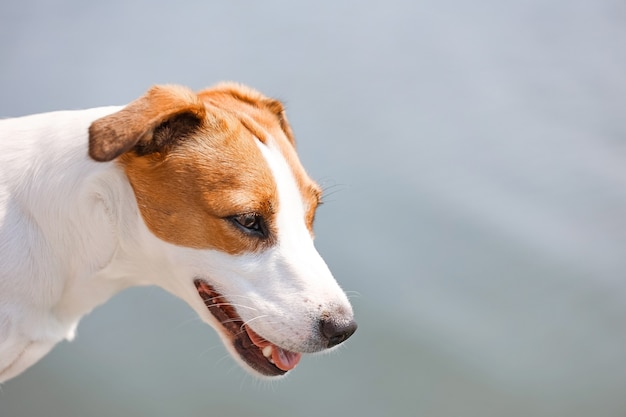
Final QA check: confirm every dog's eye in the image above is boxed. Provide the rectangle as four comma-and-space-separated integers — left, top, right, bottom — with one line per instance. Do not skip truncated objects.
229, 213, 268, 238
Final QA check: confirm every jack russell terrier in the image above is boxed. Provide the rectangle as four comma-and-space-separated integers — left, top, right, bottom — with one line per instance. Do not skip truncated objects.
0, 83, 356, 382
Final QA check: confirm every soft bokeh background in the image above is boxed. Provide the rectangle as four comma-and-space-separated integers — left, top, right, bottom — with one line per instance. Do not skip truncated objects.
1, 1, 626, 416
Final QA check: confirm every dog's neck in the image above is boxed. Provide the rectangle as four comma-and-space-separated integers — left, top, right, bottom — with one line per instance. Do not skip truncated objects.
2, 107, 156, 330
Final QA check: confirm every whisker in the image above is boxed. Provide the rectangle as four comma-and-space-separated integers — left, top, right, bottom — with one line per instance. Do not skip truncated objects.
197, 343, 224, 358
315, 179, 349, 204
344, 290, 362, 299
216, 352, 235, 368
205, 301, 259, 312
321, 187, 346, 199
240, 314, 270, 330
212, 294, 258, 301
173, 315, 205, 329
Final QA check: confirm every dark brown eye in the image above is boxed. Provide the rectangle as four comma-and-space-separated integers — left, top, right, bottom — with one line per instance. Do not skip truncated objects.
229, 213, 268, 238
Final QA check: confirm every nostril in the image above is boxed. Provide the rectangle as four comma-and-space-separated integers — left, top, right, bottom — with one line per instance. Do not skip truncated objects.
320, 318, 358, 348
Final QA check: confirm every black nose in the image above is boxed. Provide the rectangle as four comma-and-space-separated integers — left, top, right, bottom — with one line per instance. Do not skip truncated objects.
320, 318, 358, 348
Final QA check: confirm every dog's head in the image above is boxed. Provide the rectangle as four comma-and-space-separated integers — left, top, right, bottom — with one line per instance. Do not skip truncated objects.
88, 83, 356, 377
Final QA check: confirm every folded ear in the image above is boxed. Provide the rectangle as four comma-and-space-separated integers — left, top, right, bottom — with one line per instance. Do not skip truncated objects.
262, 98, 296, 146
88, 85, 206, 162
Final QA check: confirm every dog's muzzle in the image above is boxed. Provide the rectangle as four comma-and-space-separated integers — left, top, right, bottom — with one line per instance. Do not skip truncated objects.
194, 279, 356, 376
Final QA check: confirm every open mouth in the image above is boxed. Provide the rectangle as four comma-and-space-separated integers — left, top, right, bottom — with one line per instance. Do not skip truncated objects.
194, 279, 301, 377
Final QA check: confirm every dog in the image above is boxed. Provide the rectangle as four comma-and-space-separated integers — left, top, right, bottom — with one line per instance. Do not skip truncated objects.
0, 83, 356, 382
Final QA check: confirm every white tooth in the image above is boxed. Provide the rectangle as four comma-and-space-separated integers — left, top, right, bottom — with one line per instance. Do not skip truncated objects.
262, 345, 273, 358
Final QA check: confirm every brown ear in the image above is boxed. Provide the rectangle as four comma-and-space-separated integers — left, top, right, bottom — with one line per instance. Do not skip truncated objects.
88, 85, 206, 162
263, 98, 296, 146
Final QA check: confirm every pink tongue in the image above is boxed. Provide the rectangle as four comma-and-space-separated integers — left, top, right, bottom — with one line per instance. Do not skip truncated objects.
272, 348, 301, 371
246, 327, 301, 371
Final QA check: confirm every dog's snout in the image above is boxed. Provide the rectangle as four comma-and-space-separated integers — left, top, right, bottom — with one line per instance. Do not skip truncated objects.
320, 317, 357, 348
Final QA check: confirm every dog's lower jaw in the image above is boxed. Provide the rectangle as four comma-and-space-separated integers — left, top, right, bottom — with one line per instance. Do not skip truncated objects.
194, 279, 301, 377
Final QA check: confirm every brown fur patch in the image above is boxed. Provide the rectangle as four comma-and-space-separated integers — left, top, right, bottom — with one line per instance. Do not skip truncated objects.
89, 85, 206, 162
89, 83, 321, 253
199, 83, 322, 232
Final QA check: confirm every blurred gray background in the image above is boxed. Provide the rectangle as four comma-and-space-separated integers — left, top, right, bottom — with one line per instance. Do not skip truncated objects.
1, 1, 626, 416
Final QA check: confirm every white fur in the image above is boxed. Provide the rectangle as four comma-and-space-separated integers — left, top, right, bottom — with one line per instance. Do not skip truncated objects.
0, 106, 353, 382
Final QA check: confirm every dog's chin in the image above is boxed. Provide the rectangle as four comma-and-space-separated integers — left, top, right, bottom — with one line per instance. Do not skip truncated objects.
193, 279, 301, 378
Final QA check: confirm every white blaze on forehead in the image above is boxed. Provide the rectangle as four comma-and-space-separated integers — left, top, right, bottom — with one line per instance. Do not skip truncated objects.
253, 136, 342, 299
255, 139, 309, 246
